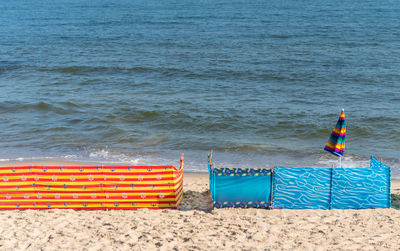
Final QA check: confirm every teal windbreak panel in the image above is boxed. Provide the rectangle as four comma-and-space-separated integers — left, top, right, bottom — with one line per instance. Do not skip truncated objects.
331, 157, 391, 209
209, 154, 390, 210
272, 157, 391, 210
209, 168, 272, 208
272, 167, 332, 209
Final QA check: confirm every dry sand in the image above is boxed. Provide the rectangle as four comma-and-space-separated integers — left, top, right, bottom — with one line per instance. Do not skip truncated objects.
0, 162, 399, 250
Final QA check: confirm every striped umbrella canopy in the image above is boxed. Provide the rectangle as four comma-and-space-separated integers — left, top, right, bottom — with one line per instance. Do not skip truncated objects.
324, 109, 346, 157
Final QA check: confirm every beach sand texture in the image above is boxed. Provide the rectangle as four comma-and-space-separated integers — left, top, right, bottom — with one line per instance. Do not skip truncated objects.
0, 169, 399, 250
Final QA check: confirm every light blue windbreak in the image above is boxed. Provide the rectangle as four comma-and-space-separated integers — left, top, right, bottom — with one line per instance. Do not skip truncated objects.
331, 157, 391, 209
272, 157, 391, 209
272, 167, 332, 209
208, 151, 272, 208
209, 154, 390, 210
209, 167, 272, 208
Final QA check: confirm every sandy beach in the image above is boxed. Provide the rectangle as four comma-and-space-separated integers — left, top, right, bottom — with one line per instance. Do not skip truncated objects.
0, 162, 399, 250
2, 0, 400, 249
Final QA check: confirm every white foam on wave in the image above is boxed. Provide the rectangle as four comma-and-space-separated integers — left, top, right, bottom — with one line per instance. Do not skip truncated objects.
87, 149, 142, 165
0, 155, 78, 162
316, 155, 370, 168
1, 149, 397, 178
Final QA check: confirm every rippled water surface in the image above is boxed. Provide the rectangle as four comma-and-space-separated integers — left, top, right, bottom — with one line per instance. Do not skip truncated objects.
1, 0, 399, 175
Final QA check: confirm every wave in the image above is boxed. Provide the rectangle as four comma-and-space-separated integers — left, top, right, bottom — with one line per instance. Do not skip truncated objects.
118, 110, 161, 123
0, 60, 27, 72
37, 65, 194, 76
0, 101, 83, 115
33, 64, 319, 82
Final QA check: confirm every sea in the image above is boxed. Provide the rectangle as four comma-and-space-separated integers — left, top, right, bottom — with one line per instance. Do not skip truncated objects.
0, 0, 399, 176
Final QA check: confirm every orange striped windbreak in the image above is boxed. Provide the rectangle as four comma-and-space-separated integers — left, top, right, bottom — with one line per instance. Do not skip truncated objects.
0, 154, 184, 209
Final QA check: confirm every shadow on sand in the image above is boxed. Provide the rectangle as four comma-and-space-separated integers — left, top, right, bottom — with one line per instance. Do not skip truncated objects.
179, 190, 214, 212
392, 194, 400, 209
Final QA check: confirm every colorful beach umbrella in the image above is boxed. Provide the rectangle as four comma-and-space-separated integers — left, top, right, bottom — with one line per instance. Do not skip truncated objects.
324, 109, 346, 157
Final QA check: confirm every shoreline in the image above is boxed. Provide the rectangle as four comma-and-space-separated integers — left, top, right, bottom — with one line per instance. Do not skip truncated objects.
1, 160, 399, 181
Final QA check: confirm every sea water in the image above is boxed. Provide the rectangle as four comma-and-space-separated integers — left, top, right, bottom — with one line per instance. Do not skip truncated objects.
0, 0, 399, 176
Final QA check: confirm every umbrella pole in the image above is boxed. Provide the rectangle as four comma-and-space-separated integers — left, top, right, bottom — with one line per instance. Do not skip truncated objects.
339, 156, 342, 168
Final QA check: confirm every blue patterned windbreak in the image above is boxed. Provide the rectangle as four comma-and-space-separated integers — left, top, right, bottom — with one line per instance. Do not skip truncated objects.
272, 167, 332, 209
331, 157, 391, 209
272, 157, 391, 209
